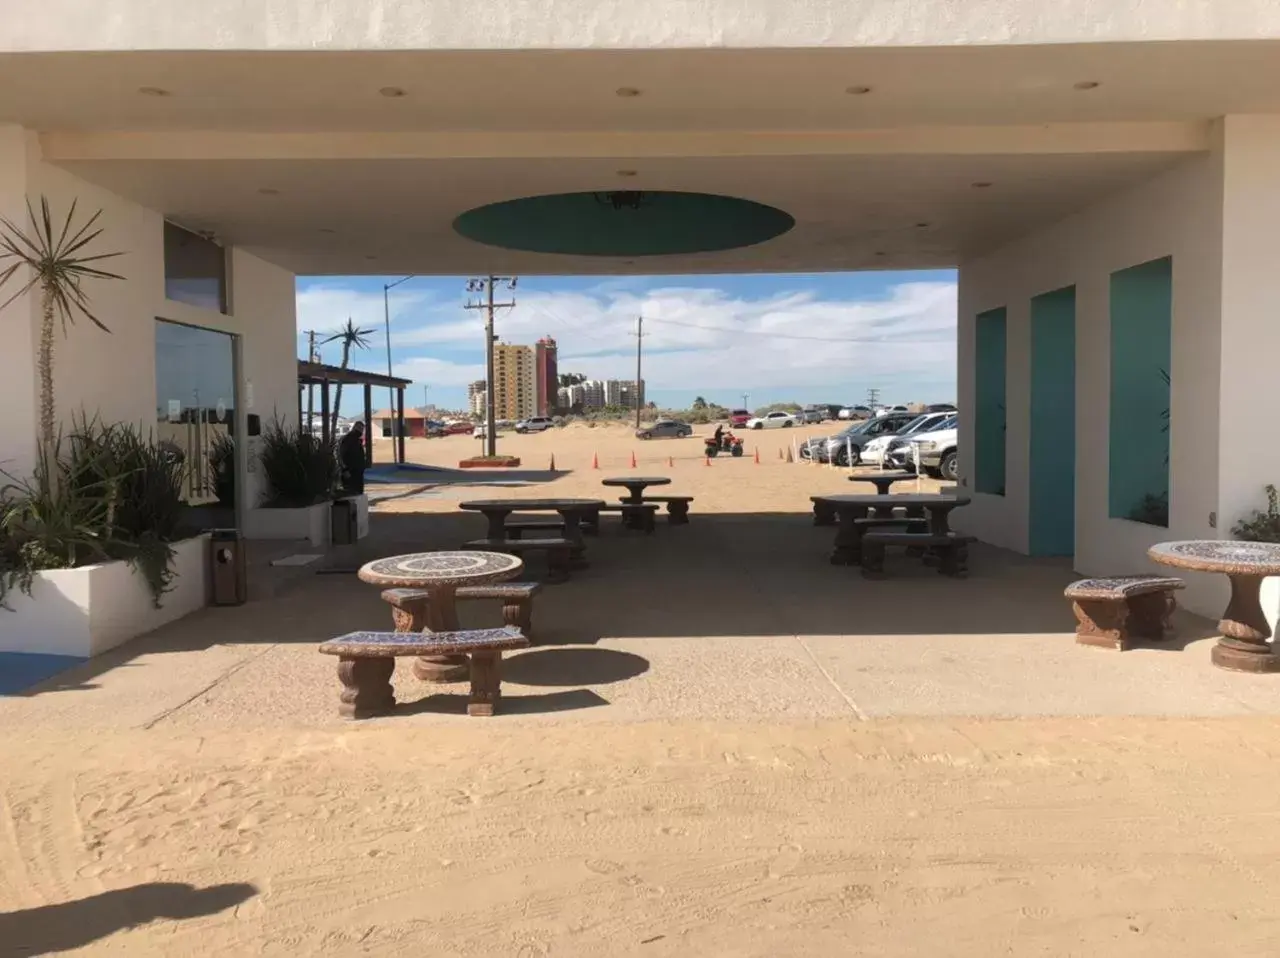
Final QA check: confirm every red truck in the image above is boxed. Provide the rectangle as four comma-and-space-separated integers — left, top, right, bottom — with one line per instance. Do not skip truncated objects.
728, 409, 752, 428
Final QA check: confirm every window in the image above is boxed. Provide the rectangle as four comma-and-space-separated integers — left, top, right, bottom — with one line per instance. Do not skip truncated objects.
164, 221, 228, 314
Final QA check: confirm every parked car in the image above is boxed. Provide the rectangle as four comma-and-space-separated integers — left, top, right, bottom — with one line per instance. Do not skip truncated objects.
728, 409, 752, 428
745, 410, 797, 429
897, 419, 958, 479
424, 419, 446, 438
838, 405, 873, 420
636, 419, 692, 439
801, 412, 918, 465
860, 411, 954, 466
925, 402, 957, 413
799, 405, 827, 423
515, 416, 554, 434
444, 421, 474, 435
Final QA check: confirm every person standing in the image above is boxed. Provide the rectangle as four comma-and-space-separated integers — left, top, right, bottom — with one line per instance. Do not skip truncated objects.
338, 421, 367, 495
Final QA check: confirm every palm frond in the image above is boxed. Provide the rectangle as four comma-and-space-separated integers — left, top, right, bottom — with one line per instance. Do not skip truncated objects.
321, 318, 378, 349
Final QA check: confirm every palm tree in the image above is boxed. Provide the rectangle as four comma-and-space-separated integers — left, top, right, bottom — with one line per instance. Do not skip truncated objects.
0, 197, 124, 449
322, 318, 376, 434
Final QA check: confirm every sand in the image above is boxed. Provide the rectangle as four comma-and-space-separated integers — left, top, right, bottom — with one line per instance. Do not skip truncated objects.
5, 420, 1280, 956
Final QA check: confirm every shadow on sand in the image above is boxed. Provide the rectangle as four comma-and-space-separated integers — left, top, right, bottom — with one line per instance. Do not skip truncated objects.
0, 882, 257, 955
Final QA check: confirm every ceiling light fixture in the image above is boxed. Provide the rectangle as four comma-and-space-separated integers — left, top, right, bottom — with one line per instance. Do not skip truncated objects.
138, 86, 171, 97
615, 87, 642, 98
365, 254, 378, 261
379, 86, 407, 98
915, 222, 930, 228
616, 169, 638, 178
257, 187, 281, 196
593, 190, 647, 210
971, 181, 993, 189
845, 85, 873, 96
318, 227, 337, 234
1073, 80, 1101, 90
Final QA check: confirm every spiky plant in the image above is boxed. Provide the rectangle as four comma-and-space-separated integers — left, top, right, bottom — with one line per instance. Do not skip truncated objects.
0, 197, 124, 449
321, 318, 376, 434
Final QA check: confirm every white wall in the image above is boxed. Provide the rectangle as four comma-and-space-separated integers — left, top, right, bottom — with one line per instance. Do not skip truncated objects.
0, 127, 41, 479
958, 142, 1226, 616
0, 126, 299, 510
4, 0, 1279, 51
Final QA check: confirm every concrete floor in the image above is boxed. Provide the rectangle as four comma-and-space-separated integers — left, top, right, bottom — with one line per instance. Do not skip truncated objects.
3, 510, 1278, 733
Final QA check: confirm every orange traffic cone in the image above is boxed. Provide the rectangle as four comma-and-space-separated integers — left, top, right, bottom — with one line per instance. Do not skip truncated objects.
592, 452, 599, 469
778, 447, 784, 460
549, 453, 556, 471
754, 448, 760, 464
668, 455, 674, 468
630, 450, 637, 468
786, 446, 795, 463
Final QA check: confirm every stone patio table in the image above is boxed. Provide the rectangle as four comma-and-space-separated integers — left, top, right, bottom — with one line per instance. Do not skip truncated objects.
1148, 540, 1280, 673
459, 498, 604, 568
847, 471, 917, 495
358, 551, 523, 682
814, 493, 971, 565
601, 476, 672, 504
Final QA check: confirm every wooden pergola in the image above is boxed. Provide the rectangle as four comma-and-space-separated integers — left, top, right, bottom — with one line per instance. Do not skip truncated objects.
297, 360, 413, 466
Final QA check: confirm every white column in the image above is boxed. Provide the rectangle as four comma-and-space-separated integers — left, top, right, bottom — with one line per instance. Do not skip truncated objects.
0, 126, 40, 479
1217, 115, 1280, 535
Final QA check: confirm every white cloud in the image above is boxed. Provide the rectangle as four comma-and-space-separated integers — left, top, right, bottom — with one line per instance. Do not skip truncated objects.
295, 284, 437, 340
386, 279, 957, 395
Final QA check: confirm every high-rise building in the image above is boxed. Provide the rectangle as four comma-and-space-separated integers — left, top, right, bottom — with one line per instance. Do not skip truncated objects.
580, 380, 606, 409
467, 380, 486, 417
493, 343, 536, 420
556, 386, 571, 410
534, 336, 558, 416
620, 380, 646, 409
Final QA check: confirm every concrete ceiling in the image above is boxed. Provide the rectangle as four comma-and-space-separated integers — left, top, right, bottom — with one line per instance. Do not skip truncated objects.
7, 43, 1272, 274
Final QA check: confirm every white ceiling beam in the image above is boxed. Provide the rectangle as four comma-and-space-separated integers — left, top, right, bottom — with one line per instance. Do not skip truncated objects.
40, 122, 1210, 162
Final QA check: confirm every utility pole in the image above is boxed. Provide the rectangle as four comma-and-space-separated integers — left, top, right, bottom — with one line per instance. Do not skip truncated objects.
741, 393, 749, 412
305, 330, 318, 429
422, 385, 429, 413
866, 387, 881, 409
465, 275, 517, 457
634, 316, 645, 429
384, 275, 420, 441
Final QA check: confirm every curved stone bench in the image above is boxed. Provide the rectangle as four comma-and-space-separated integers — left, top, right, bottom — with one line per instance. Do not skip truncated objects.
1065, 575, 1184, 650
319, 627, 529, 718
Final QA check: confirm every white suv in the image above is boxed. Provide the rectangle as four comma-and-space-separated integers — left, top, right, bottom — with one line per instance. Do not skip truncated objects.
515, 416, 554, 434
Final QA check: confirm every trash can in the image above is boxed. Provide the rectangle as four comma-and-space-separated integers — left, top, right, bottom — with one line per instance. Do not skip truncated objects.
331, 498, 358, 545
210, 529, 247, 606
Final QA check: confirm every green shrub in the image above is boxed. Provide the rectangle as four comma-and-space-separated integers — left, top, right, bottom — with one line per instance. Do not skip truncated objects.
1233, 485, 1280, 543
210, 433, 236, 506
259, 419, 336, 507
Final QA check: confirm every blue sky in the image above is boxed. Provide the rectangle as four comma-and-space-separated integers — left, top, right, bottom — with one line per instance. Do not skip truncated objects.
295, 270, 957, 414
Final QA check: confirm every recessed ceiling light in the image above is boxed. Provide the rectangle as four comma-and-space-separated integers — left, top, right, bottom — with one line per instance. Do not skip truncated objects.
257, 187, 281, 195
615, 87, 642, 98
915, 222, 930, 228
971, 181, 993, 189
318, 227, 337, 234
365, 255, 378, 261
379, 86, 407, 98
874, 251, 887, 257
616, 169, 638, 177
845, 85, 873, 96
138, 86, 171, 97
1073, 80, 1100, 90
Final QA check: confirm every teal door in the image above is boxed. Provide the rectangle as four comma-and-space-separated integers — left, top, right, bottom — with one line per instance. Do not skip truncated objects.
1029, 287, 1076, 556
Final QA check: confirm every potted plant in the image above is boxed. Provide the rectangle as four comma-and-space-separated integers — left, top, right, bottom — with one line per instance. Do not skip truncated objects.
243, 419, 337, 546
0, 419, 209, 658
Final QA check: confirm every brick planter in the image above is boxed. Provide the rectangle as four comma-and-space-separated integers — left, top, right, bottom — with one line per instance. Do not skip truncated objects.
458, 456, 521, 469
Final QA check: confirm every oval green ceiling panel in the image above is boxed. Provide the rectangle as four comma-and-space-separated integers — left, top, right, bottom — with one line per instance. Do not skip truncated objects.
453, 191, 795, 257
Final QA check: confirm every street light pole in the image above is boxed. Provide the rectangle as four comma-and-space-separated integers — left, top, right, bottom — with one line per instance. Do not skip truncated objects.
383, 274, 418, 438
465, 276, 517, 458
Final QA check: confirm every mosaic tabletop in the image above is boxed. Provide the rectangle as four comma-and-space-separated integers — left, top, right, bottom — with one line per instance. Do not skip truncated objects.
601, 477, 672, 487
459, 498, 606, 512
358, 551, 523, 588
1065, 574, 1186, 599
1149, 540, 1280, 576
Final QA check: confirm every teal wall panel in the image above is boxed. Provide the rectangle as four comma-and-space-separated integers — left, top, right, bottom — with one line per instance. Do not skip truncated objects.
1109, 257, 1172, 525
974, 307, 1007, 496
1029, 286, 1076, 556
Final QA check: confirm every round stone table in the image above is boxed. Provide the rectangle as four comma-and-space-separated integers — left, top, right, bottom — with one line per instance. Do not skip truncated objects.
358, 551, 523, 682
459, 498, 605, 568
847, 472, 917, 495
601, 476, 671, 504
1148, 540, 1280, 673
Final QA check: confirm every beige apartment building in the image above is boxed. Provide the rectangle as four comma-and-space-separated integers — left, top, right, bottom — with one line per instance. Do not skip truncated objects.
493, 343, 536, 421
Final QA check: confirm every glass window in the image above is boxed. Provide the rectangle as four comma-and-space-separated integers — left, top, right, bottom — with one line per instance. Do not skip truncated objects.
164, 221, 228, 314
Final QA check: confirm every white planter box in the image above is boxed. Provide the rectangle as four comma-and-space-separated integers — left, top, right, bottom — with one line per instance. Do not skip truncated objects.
0, 535, 210, 658
243, 501, 331, 546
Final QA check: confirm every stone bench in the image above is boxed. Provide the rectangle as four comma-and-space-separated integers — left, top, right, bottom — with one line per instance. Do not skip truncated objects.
623, 494, 694, 525
584, 502, 658, 534
463, 537, 572, 583
318, 626, 529, 718
860, 531, 977, 579
380, 582, 542, 639
1064, 575, 1185, 651
505, 516, 566, 538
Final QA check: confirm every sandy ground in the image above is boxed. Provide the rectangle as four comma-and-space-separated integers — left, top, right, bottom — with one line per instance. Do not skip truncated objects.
5, 419, 1280, 956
